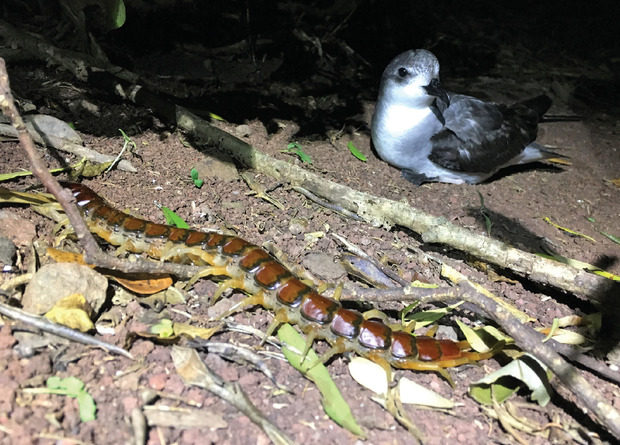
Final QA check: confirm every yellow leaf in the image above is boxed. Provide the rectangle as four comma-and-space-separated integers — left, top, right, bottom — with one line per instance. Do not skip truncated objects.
543, 217, 596, 243
173, 322, 221, 340
606, 178, 620, 187
548, 158, 572, 165
45, 293, 94, 332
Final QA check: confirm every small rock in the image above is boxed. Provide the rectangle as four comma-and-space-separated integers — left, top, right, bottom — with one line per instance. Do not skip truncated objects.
0, 237, 16, 266
0, 211, 36, 247
235, 124, 252, 137
148, 373, 168, 391
193, 156, 238, 182
21, 263, 108, 314
302, 253, 346, 281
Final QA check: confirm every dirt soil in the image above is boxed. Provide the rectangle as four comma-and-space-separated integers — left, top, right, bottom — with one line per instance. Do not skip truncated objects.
1, 2, 620, 444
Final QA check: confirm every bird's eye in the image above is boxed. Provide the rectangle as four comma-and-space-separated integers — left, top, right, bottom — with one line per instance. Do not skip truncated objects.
398, 67, 408, 77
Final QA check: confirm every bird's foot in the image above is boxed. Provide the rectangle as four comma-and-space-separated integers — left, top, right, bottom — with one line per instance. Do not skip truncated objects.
401, 169, 434, 186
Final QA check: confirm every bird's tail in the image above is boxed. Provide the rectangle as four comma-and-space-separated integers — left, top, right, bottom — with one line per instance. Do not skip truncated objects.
519, 94, 581, 122
518, 94, 552, 118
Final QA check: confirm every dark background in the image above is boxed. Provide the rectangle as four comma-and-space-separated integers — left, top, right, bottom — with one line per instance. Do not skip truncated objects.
2, 0, 619, 134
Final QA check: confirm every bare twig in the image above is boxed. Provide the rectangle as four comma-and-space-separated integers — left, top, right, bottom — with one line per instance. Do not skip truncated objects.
292, 186, 363, 221
171, 347, 295, 445
0, 300, 133, 359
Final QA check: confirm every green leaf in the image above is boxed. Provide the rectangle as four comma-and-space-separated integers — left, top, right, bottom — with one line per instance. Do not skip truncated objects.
278, 324, 365, 438
469, 354, 553, 406
61, 376, 86, 396
77, 392, 97, 422
402, 301, 463, 329
209, 112, 225, 121
600, 231, 620, 245
45, 376, 97, 422
347, 141, 367, 162
160, 206, 189, 229
150, 319, 175, 338
455, 319, 508, 352
399, 302, 419, 324
477, 191, 493, 236
543, 216, 596, 243
281, 142, 312, 164
104, 0, 126, 29
539, 251, 620, 281
46, 376, 62, 390
190, 168, 204, 188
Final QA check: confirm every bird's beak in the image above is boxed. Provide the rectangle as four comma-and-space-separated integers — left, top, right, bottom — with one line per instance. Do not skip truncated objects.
424, 79, 450, 107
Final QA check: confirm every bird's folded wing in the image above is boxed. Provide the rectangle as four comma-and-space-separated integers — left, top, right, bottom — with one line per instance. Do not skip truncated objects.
428, 96, 539, 173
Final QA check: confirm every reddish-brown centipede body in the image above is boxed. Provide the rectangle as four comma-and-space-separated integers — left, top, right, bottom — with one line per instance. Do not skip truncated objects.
61, 182, 495, 382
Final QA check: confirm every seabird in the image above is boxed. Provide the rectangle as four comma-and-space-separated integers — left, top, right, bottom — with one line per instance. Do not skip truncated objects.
371, 49, 563, 185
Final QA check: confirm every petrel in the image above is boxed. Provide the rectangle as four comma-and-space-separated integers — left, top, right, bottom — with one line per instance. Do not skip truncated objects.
371, 49, 564, 185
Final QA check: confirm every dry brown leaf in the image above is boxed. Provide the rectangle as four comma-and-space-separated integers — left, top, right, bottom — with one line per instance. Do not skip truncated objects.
111, 274, 174, 295
47, 247, 91, 266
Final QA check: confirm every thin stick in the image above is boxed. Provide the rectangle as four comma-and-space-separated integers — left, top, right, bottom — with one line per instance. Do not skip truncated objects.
0, 300, 133, 359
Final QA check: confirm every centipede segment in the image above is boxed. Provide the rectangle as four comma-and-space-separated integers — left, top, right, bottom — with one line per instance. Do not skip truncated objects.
60, 182, 496, 384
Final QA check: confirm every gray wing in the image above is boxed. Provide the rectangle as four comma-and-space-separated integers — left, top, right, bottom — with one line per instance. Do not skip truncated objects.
428, 94, 550, 173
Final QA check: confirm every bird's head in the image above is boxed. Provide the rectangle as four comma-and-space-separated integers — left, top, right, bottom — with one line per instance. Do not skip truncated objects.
379, 49, 449, 108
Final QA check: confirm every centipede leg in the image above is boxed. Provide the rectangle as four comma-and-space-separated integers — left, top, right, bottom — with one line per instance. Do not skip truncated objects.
259, 308, 290, 346
215, 292, 266, 321
366, 351, 394, 383
210, 277, 248, 304
425, 324, 439, 338
305, 340, 347, 370
299, 329, 318, 366
187, 266, 232, 288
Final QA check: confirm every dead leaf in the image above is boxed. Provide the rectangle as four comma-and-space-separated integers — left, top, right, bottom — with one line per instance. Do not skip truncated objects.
47, 247, 91, 266
548, 158, 572, 165
111, 274, 173, 295
44, 293, 94, 332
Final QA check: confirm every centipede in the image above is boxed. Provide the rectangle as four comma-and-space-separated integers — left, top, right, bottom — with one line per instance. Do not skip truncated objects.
58, 181, 495, 384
